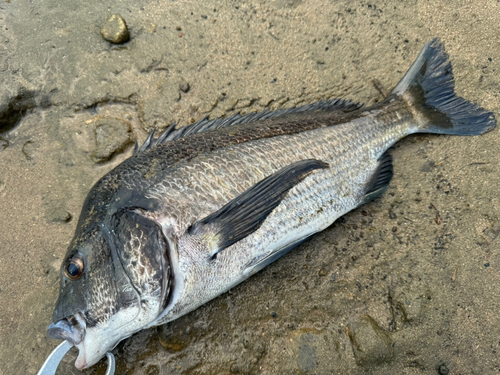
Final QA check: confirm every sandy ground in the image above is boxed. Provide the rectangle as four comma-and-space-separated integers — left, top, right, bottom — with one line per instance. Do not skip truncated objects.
0, 0, 499, 374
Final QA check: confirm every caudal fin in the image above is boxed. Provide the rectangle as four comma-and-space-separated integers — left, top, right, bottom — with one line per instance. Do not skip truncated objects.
392, 38, 496, 135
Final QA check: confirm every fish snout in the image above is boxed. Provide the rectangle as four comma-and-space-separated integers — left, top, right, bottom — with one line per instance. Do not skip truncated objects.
47, 312, 86, 345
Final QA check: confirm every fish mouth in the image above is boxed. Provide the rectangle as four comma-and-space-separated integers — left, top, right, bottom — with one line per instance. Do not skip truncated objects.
47, 312, 86, 346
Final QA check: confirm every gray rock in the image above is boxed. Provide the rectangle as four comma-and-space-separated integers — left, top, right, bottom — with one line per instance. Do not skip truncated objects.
348, 315, 394, 367
92, 117, 132, 163
100, 14, 130, 44
46, 207, 72, 223
179, 81, 190, 93
438, 363, 450, 375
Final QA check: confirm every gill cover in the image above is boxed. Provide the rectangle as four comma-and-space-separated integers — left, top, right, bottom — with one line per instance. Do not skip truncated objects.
111, 210, 172, 310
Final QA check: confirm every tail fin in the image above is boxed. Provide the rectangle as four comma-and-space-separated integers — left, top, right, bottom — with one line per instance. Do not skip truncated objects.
392, 38, 496, 135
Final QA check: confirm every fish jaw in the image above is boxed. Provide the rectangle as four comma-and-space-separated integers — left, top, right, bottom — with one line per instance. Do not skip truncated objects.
74, 326, 114, 370
47, 312, 86, 345
72, 300, 162, 369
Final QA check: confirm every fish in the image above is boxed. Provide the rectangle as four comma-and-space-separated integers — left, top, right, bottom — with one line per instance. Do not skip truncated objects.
47, 38, 496, 370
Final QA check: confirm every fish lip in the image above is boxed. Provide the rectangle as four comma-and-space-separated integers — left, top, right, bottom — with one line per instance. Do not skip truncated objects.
74, 342, 88, 370
47, 312, 87, 345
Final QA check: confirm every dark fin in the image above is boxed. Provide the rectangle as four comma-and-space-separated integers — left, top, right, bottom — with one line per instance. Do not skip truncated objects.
189, 159, 329, 256
392, 38, 496, 135
133, 123, 177, 156
360, 151, 393, 205
244, 236, 311, 277
134, 128, 156, 155
135, 99, 363, 154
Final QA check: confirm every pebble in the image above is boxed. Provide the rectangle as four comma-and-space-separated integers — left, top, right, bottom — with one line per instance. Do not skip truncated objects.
100, 14, 130, 44
92, 117, 132, 162
179, 81, 190, 93
47, 207, 72, 223
318, 268, 328, 276
438, 363, 449, 375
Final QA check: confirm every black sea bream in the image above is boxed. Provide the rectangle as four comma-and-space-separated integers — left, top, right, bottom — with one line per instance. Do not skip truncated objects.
47, 39, 496, 369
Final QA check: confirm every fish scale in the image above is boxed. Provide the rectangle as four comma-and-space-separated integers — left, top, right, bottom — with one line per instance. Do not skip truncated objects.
150, 104, 409, 235
150, 112, 411, 324
44, 39, 495, 371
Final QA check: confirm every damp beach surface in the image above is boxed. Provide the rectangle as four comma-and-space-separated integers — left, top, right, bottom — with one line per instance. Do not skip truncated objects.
0, 1, 499, 374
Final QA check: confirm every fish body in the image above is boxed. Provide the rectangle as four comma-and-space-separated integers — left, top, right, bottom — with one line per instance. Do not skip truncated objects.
47, 39, 495, 369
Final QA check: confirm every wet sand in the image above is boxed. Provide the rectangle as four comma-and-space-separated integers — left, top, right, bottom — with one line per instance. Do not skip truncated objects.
0, 1, 499, 374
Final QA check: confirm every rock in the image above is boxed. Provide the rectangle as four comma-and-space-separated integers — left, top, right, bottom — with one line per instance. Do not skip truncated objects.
347, 315, 394, 367
438, 363, 450, 375
179, 81, 190, 93
47, 207, 72, 223
92, 117, 132, 163
100, 14, 130, 44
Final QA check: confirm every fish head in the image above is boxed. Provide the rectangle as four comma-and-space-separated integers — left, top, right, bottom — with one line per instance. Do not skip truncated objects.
48, 209, 172, 369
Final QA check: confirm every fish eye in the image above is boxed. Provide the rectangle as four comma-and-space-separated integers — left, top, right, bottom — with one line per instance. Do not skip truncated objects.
65, 256, 84, 280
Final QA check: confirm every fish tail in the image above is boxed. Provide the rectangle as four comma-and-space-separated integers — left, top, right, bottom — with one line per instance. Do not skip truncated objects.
392, 38, 496, 135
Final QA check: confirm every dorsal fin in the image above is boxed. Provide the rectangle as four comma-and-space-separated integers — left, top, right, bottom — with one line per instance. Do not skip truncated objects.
134, 98, 362, 155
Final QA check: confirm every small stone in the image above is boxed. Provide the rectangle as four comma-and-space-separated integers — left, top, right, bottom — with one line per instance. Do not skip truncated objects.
47, 208, 72, 223
318, 268, 328, 276
392, 226, 398, 233
92, 118, 132, 163
179, 81, 190, 93
271, 311, 277, 318
100, 14, 130, 44
438, 363, 450, 375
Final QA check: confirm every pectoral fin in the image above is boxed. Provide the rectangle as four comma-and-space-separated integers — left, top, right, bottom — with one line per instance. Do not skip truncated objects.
188, 159, 329, 257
